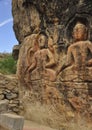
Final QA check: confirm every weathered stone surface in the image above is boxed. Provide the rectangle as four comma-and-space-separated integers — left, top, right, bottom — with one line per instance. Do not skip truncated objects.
0, 100, 9, 113
0, 113, 24, 130
6, 93, 18, 100
12, 44, 21, 60
12, 0, 92, 43
0, 95, 4, 100
12, 0, 92, 129
0, 73, 20, 114
0, 126, 8, 130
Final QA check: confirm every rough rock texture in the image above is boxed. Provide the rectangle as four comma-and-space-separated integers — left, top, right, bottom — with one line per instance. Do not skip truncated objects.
12, 0, 92, 43
0, 100, 9, 114
12, 45, 21, 60
0, 73, 21, 114
12, 0, 92, 129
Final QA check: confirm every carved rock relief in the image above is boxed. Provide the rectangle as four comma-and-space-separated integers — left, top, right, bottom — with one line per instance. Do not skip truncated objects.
15, 0, 92, 123
17, 21, 92, 119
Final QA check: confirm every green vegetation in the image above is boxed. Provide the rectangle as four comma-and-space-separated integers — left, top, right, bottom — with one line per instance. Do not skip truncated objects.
0, 54, 17, 74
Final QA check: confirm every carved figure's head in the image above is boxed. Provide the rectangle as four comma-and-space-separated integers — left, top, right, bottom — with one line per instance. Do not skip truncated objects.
73, 22, 88, 41
36, 32, 48, 49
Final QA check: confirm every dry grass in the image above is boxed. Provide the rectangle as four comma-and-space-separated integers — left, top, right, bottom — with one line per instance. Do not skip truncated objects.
21, 100, 92, 130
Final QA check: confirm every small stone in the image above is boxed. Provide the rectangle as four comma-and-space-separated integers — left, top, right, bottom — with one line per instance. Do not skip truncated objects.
66, 111, 75, 118
9, 100, 19, 104
12, 107, 19, 113
3, 90, 11, 95
0, 94, 4, 100
0, 100, 9, 113
0, 90, 3, 94
12, 87, 19, 93
6, 93, 18, 100
19, 105, 24, 110
9, 103, 18, 107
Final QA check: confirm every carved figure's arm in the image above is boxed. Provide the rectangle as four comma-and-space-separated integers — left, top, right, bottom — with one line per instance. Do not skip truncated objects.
45, 49, 56, 68
88, 41, 92, 53
27, 56, 37, 72
56, 46, 73, 75
87, 41, 92, 66
66, 46, 74, 66
48, 37, 54, 53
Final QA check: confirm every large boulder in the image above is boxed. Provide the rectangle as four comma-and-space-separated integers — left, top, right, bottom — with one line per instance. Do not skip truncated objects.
12, 0, 92, 129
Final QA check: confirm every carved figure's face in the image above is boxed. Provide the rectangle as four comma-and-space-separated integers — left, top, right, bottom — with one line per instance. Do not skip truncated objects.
38, 34, 47, 48
73, 23, 87, 41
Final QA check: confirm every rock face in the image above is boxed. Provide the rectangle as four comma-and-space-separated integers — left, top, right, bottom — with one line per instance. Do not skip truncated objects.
12, 0, 92, 43
12, 0, 92, 129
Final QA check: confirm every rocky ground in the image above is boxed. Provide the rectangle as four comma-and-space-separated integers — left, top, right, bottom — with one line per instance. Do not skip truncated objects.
23, 120, 92, 130
23, 120, 57, 130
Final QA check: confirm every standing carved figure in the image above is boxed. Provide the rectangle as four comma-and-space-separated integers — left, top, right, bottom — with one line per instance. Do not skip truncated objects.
27, 33, 57, 86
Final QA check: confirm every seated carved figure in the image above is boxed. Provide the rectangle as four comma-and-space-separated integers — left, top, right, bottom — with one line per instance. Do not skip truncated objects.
57, 22, 92, 81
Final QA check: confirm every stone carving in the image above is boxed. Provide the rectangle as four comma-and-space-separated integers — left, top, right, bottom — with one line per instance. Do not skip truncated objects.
56, 22, 92, 118
25, 33, 57, 92
57, 22, 92, 81
13, 0, 92, 129
43, 86, 61, 104
17, 21, 92, 130
17, 34, 38, 82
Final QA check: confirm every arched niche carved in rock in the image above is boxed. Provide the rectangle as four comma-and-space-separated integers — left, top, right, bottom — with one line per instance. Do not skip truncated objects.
64, 15, 91, 43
